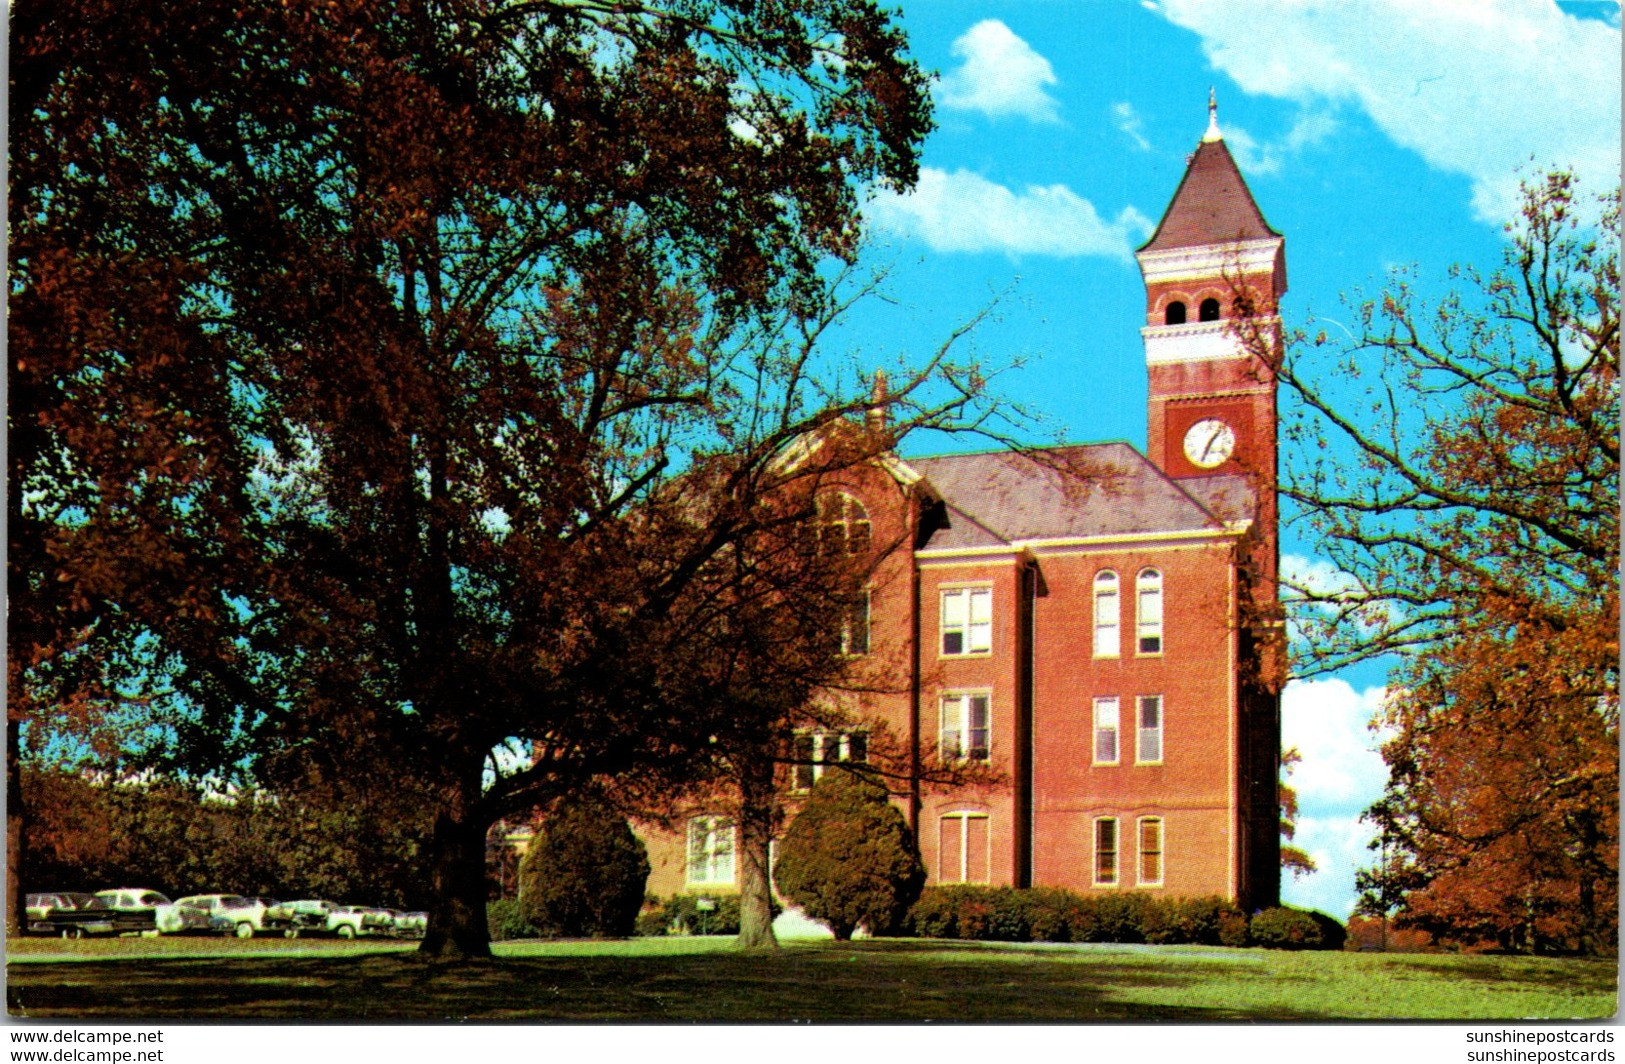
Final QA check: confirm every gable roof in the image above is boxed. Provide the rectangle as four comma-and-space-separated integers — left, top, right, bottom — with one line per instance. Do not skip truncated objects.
1138, 138, 1279, 254
910, 443, 1245, 551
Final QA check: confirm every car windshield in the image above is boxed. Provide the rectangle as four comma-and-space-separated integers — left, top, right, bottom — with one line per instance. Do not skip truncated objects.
217, 896, 251, 909
136, 892, 171, 906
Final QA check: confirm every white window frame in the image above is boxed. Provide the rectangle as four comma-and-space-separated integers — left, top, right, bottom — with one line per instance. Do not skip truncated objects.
939, 811, 991, 885
685, 816, 736, 886
1093, 697, 1120, 765
818, 492, 871, 556
940, 586, 993, 656
1136, 695, 1163, 765
1136, 568, 1164, 656
1137, 816, 1165, 887
1094, 816, 1119, 887
791, 730, 869, 792
1093, 570, 1120, 658
940, 691, 992, 762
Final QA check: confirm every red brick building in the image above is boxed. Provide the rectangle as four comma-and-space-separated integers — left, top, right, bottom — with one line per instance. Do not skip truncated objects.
645, 106, 1287, 911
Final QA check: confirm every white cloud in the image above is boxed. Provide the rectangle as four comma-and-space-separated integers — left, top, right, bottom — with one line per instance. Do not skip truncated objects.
1157, 0, 1621, 221
1279, 677, 1391, 919
1112, 101, 1151, 151
865, 167, 1152, 259
937, 20, 1062, 123
1221, 111, 1338, 175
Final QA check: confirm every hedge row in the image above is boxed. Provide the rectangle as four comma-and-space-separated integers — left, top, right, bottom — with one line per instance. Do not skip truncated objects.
905, 886, 1344, 950
637, 894, 783, 937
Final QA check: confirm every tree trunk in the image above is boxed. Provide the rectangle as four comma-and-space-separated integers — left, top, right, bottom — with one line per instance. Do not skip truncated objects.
418, 777, 493, 960
7, 717, 24, 941
734, 759, 778, 951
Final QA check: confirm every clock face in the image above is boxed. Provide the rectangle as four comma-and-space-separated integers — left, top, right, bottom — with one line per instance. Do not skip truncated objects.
1183, 418, 1236, 469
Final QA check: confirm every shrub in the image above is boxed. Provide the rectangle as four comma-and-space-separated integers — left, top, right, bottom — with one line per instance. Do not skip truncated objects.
774, 769, 925, 940
518, 797, 650, 938
906, 887, 960, 939
486, 897, 538, 942
1250, 906, 1327, 950
1218, 907, 1252, 948
1025, 887, 1084, 943
1087, 893, 1150, 944
644, 893, 776, 936
1143, 896, 1246, 946
1303, 909, 1348, 951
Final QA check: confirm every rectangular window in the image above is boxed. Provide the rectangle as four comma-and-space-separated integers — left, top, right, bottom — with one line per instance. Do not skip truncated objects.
792, 731, 868, 791
939, 813, 990, 884
686, 816, 736, 886
940, 587, 992, 656
1094, 817, 1119, 887
940, 693, 991, 762
1136, 695, 1163, 764
1093, 697, 1120, 764
841, 590, 871, 656
1138, 817, 1164, 887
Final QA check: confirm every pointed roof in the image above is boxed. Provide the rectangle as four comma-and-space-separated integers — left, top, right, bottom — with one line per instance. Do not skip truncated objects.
1138, 136, 1279, 254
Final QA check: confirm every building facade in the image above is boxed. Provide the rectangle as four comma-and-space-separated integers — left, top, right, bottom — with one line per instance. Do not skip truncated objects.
644, 107, 1287, 911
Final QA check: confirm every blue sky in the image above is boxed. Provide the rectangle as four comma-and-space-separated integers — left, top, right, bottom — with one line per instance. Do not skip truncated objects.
834, 0, 1621, 918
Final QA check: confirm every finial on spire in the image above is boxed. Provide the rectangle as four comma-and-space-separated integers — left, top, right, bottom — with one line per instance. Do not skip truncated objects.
1202, 86, 1223, 143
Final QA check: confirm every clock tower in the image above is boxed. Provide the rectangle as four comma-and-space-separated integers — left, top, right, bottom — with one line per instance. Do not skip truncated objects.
1135, 92, 1284, 587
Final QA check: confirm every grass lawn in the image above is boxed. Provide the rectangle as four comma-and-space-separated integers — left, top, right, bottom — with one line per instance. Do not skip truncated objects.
6, 935, 1616, 1022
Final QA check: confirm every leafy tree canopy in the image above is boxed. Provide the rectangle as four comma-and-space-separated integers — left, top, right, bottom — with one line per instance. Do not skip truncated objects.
1269, 171, 1618, 955
9, 0, 998, 956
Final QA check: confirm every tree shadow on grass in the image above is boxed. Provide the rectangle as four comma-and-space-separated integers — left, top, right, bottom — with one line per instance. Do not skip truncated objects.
8, 942, 1322, 1022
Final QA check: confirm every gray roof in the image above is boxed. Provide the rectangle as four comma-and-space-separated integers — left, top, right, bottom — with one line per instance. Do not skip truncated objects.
909, 443, 1248, 551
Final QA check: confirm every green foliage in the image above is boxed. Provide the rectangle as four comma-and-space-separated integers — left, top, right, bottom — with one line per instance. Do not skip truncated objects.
639, 893, 777, 936
906, 887, 1252, 947
518, 800, 649, 938
20, 768, 429, 906
1249, 907, 1342, 950
773, 770, 925, 940
486, 898, 538, 942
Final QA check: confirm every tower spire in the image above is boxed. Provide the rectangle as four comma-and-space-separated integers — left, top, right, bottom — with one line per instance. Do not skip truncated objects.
1202, 86, 1222, 143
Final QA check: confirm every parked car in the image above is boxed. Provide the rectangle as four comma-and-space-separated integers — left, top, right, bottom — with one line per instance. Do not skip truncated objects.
173, 894, 296, 939
393, 911, 428, 939
332, 905, 394, 939
279, 899, 340, 938
25, 892, 115, 938
92, 889, 213, 934
281, 900, 391, 938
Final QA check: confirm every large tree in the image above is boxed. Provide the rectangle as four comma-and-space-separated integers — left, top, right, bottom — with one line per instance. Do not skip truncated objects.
9, 0, 1002, 957
1259, 172, 1618, 953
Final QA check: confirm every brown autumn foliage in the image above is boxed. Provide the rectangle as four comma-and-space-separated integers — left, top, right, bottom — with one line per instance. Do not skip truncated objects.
1250, 172, 1618, 955
9, 0, 1023, 958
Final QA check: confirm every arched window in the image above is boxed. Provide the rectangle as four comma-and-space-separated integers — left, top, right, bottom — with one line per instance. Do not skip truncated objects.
1164, 301, 1187, 325
1198, 297, 1221, 322
817, 492, 871, 555
1136, 568, 1163, 655
1093, 570, 1120, 657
